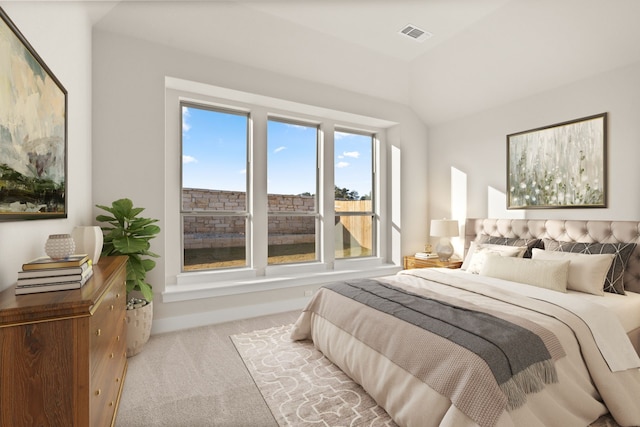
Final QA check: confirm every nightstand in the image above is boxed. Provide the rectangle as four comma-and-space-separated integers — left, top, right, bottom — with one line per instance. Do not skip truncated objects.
403, 256, 462, 270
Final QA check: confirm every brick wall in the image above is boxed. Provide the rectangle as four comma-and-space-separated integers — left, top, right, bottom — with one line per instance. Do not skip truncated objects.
183, 189, 316, 248
182, 189, 370, 250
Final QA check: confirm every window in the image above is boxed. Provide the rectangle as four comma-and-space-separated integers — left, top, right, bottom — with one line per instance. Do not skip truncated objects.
171, 82, 391, 282
334, 130, 375, 259
181, 102, 249, 270
267, 119, 319, 265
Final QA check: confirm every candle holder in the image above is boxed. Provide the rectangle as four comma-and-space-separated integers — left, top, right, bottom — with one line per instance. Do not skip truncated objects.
45, 234, 76, 260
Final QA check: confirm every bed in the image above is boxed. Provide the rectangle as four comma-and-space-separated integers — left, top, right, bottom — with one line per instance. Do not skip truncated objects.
291, 218, 640, 427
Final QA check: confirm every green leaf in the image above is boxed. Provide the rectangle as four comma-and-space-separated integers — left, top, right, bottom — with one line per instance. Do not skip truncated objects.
138, 282, 154, 302
96, 198, 160, 302
95, 214, 116, 223
113, 236, 150, 254
141, 258, 156, 272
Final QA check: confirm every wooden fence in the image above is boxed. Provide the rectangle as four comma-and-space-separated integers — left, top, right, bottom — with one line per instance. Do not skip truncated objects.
334, 200, 372, 251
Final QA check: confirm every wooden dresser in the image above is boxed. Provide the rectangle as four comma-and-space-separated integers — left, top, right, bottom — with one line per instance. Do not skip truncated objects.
0, 256, 128, 427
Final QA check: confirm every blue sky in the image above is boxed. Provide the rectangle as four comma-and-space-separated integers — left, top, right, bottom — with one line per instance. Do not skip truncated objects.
182, 105, 372, 197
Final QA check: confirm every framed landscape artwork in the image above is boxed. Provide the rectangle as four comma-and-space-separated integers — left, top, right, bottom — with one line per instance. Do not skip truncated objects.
507, 113, 607, 209
0, 7, 67, 221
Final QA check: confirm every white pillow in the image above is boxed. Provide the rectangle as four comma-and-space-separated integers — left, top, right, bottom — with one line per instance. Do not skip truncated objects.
480, 255, 570, 293
462, 242, 528, 274
531, 248, 615, 296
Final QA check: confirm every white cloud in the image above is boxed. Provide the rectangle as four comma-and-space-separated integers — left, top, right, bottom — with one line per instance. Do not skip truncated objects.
239, 169, 246, 175
336, 161, 350, 168
182, 107, 191, 132
274, 146, 287, 153
285, 123, 308, 130
335, 131, 349, 140
343, 151, 360, 158
183, 155, 197, 164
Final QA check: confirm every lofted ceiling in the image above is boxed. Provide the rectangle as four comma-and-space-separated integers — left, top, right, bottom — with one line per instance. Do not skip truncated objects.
91, 0, 640, 125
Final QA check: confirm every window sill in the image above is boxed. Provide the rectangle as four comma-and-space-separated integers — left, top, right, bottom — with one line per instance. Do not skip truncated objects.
162, 261, 401, 303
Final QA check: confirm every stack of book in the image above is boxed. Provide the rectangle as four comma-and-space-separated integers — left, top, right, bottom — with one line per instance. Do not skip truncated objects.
414, 252, 439, 260
16, 254, 93, 295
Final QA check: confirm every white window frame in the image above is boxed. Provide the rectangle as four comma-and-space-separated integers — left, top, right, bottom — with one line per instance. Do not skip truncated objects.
180, 101, 251, 271
334, 128, 377, 260
164, 77, 399, 303
266, 116, 321, 266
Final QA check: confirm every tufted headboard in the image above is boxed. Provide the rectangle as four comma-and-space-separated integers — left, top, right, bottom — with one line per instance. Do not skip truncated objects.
465, 218, 640, 294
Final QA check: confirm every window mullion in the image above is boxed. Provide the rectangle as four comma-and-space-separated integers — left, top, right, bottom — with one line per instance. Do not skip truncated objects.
251, 109, 269, 273
321, 122, 335, 264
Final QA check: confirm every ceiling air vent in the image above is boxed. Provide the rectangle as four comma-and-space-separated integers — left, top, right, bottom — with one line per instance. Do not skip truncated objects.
399, 24, 432, 42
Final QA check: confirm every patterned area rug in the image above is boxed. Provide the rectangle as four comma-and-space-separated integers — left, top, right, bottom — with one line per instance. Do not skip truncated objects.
231, 324, 396, 426
231, 324, 620, 427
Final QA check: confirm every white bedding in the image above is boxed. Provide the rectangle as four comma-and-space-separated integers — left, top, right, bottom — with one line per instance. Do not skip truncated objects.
573, 289, 640, 333
293, 268, 640, 427
413, 268, 640, 372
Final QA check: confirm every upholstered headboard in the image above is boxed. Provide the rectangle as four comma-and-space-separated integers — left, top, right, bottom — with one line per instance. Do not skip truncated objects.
465, 218, 640, 294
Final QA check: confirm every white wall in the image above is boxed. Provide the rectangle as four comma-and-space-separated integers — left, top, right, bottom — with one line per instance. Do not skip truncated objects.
0, 3, 93, 291
92, 30, 428, 332
428, 61, 640, 233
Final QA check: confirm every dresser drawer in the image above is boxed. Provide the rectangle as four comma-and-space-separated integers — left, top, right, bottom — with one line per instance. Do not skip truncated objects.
90, 347, 127, 427
90, 274, 126, 377
89, 263, 127, 427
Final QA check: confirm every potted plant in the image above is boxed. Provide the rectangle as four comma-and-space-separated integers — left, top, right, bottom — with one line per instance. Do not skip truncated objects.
96, 198, 160, 357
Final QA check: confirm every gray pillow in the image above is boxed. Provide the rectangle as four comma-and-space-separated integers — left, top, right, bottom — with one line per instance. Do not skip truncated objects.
478, 236, 543, 259
542, 239, 636, 295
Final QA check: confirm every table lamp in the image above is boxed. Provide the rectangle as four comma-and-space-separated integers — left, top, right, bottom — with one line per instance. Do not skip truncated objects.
430, 219, 459, 261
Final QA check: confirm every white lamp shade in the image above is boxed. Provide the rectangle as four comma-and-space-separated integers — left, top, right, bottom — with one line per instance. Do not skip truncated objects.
430, 219, 459, 237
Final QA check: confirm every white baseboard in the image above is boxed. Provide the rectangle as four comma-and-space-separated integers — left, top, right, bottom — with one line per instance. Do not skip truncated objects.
150, 296, 310, 335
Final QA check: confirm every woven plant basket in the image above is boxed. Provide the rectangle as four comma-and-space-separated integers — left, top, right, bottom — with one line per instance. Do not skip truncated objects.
126, 301, 153, 357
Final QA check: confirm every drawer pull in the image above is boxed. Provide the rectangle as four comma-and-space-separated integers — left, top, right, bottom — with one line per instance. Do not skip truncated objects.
95, 389, 102, 396
110, 304, 114, 311
96, 329, 101, 336
109, 401, 114, 407
116, 377, 120, 383
116, 335, 120, 342
110, 352, 115, 359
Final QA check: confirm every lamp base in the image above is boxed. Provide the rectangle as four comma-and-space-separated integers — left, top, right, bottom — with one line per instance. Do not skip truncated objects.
435, 238, 454, 262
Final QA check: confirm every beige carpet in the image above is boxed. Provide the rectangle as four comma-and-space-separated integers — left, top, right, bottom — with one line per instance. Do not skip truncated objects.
115, 310, 621, 426
116, 310, 300, 426
231, 324, 622, 427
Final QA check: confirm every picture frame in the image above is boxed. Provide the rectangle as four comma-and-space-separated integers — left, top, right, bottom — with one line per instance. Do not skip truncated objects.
507, 113, 607, 209
0, 7, 67, 221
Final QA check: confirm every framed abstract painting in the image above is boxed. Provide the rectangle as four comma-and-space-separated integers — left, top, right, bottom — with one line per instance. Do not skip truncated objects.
507, 113, 607, 209
0, 7, 67, 221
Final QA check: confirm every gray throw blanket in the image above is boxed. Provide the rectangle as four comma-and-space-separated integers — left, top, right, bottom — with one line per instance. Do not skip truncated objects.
326, 279, 559, 409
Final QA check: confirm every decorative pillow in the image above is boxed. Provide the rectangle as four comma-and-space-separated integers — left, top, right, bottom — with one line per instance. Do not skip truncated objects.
479, 255, 570, 293
462, 242, 527, 274
463, 241, 529, 268
543, 240, 637, 295
478, 235, 544, 258
531, 248, 614, 296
